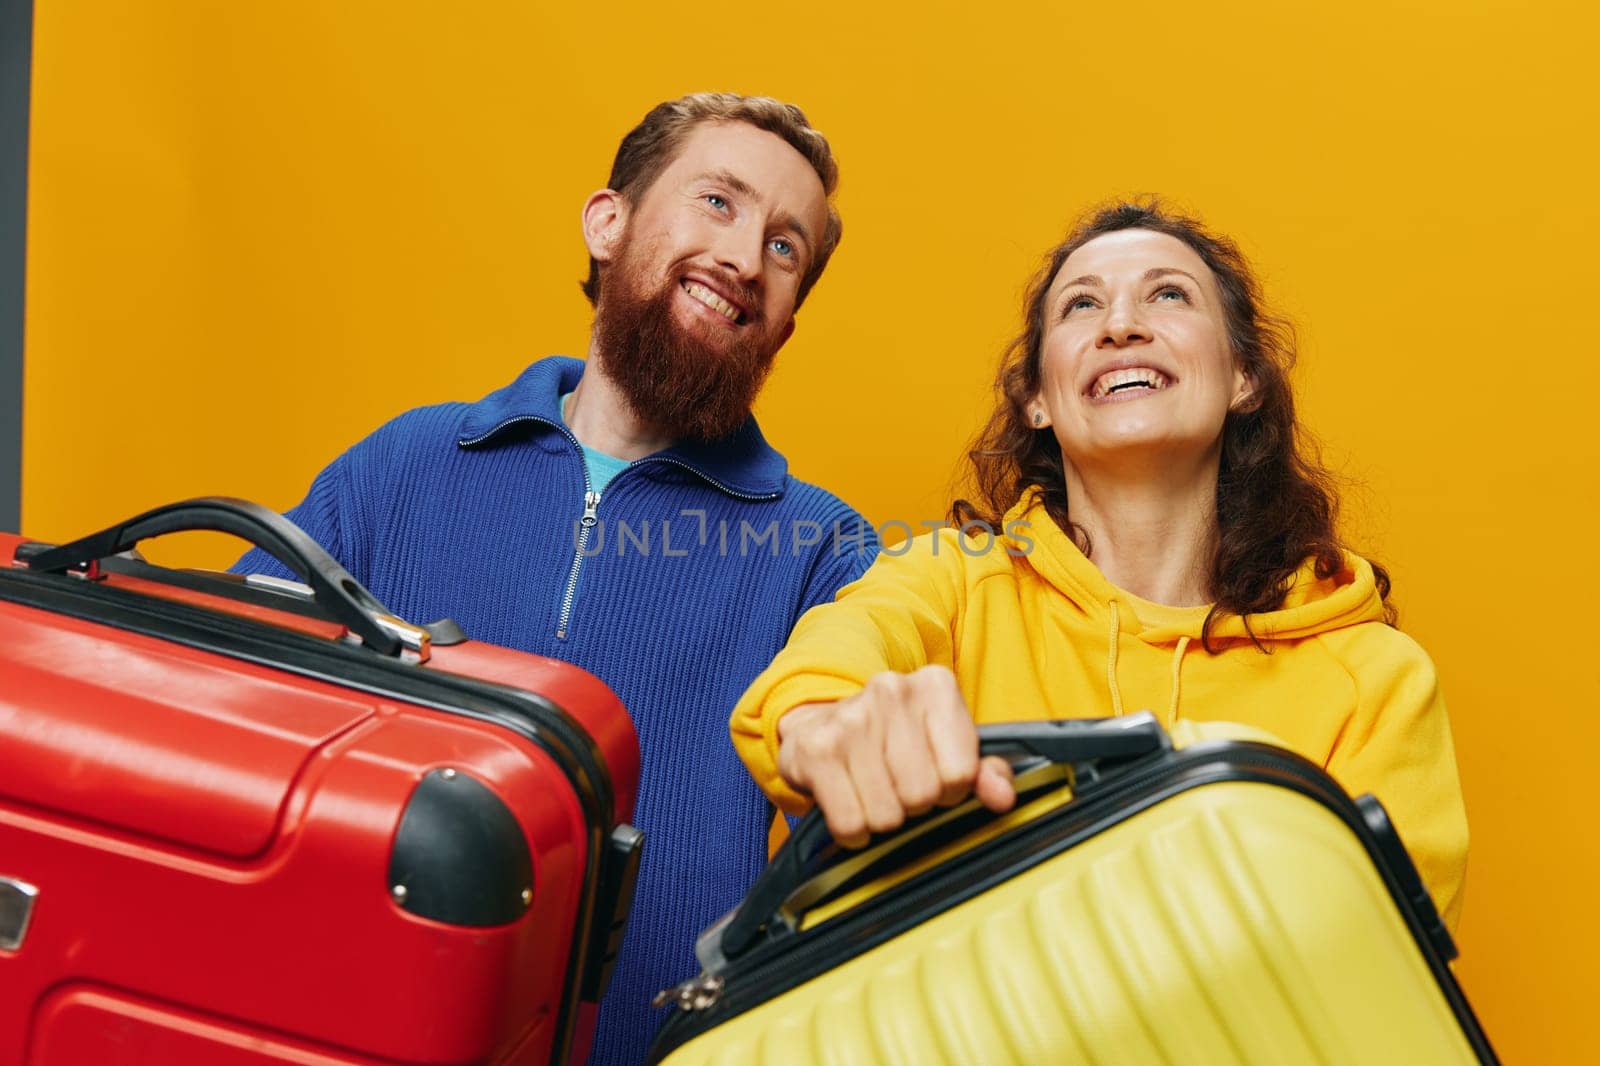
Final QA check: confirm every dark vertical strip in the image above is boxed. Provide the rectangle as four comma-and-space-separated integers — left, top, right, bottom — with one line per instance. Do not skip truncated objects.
0, 0, 33, 533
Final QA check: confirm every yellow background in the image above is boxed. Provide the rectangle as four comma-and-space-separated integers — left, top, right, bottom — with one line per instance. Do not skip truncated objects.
20, 2, 1596, 1060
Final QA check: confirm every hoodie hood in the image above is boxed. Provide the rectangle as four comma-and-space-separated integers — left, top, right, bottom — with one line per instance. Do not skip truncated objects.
1002, 488, 1389, 646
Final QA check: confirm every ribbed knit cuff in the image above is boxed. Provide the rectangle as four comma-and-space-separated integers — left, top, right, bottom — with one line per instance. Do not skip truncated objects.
760, 674, 866, 816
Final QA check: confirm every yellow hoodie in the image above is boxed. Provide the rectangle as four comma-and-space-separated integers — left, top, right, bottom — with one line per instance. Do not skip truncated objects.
731, 490, 1468, 931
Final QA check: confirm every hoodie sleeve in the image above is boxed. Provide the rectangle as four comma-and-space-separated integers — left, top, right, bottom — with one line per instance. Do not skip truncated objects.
1320, 627, 1469, 932
730, 530, 970, 815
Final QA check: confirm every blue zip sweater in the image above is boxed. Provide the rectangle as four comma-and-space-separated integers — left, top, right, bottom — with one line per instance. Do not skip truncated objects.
234, 356, 877, 1064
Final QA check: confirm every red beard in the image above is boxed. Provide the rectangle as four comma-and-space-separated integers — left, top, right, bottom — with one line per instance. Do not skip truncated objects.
592, 235, 783, 444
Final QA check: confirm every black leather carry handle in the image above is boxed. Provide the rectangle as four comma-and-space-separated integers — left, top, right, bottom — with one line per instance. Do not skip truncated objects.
713, 713, 1170, 962
973, 713, 1171, 770
19, 496, 404, 657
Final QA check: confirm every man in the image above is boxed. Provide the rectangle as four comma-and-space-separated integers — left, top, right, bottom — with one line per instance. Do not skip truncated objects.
235, 94, 876, 1062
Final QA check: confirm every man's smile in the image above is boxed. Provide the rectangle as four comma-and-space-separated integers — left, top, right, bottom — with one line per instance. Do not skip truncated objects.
681, 278, 747, 325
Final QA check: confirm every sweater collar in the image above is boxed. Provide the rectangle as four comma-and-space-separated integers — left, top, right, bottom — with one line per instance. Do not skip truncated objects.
457, 356, 790, 498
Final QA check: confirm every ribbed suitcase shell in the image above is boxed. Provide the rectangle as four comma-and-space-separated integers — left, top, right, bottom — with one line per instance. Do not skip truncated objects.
0, 509, 641, 1066
651, 726, 1493, 1065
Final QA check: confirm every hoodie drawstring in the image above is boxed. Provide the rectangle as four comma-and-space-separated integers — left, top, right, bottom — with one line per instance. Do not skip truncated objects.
1168, 636, 1191, 723
1108, 600, 1192, 724
1106, 600, 1125, 717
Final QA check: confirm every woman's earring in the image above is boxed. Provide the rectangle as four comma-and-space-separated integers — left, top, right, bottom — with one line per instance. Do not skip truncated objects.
1032, 411, 1045, 427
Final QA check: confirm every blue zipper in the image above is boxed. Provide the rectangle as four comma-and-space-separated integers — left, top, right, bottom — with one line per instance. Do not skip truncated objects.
461, 414, 600, 641
556, 489, 600, 640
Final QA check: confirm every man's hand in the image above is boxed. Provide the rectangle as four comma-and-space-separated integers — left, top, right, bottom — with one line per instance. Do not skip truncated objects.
775, 665, 1016, 848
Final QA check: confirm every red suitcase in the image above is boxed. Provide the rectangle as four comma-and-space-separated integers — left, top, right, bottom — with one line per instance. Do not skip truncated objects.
0, 498, 643, 1065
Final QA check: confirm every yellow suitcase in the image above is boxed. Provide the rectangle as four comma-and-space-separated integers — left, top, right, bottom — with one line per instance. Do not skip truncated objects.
649, 714, 1495, 1064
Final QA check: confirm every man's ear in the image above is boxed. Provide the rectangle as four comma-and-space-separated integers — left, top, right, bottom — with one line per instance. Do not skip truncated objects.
582, 189, 627, 264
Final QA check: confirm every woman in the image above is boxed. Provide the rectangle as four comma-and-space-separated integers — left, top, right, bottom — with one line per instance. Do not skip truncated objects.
730, 202, 1468, 929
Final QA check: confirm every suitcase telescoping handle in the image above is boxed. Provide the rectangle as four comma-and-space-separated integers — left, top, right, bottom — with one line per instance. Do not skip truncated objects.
710, 713, 1170, 965
20, 496, 410, 657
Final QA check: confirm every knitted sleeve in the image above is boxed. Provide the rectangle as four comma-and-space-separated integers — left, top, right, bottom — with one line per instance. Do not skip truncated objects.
229, 425, 387, 585
795, 507, 880, 615
730, 529, 970, 815
1320, 627, 1470, 932
229, 455, 348, 580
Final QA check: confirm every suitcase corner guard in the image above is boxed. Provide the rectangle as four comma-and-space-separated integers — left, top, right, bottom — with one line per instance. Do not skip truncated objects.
387, 768, 535, 926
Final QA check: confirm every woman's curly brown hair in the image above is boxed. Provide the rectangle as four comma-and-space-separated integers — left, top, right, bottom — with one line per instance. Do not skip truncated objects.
951, 201, 1392, 649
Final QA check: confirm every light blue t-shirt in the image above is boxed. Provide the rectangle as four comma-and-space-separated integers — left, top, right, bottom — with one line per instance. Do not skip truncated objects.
559, 392, 630, 494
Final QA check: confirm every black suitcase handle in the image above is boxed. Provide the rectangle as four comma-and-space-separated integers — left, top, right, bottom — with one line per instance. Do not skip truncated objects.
712, 713, 1170, 963
18, 496, 408, 657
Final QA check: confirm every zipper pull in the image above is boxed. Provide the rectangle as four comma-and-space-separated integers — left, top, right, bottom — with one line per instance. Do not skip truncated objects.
581, 490, 600, 527
652, 971, 724, 1012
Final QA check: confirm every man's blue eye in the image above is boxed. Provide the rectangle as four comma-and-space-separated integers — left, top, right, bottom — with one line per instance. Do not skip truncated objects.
770, 238, 794, 258
705, 194, 728, 210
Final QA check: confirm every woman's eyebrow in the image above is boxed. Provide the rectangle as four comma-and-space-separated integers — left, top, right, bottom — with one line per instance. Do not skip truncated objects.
1059, 273, 1104, 290
1144, 267, 1202, 285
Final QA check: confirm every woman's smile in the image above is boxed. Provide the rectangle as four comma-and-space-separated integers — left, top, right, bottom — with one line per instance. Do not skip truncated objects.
1086, 363, 1177, 403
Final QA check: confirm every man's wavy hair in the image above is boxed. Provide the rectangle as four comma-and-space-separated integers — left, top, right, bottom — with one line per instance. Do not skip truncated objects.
951, 201, 1393, 649
580, 92, 842, 311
